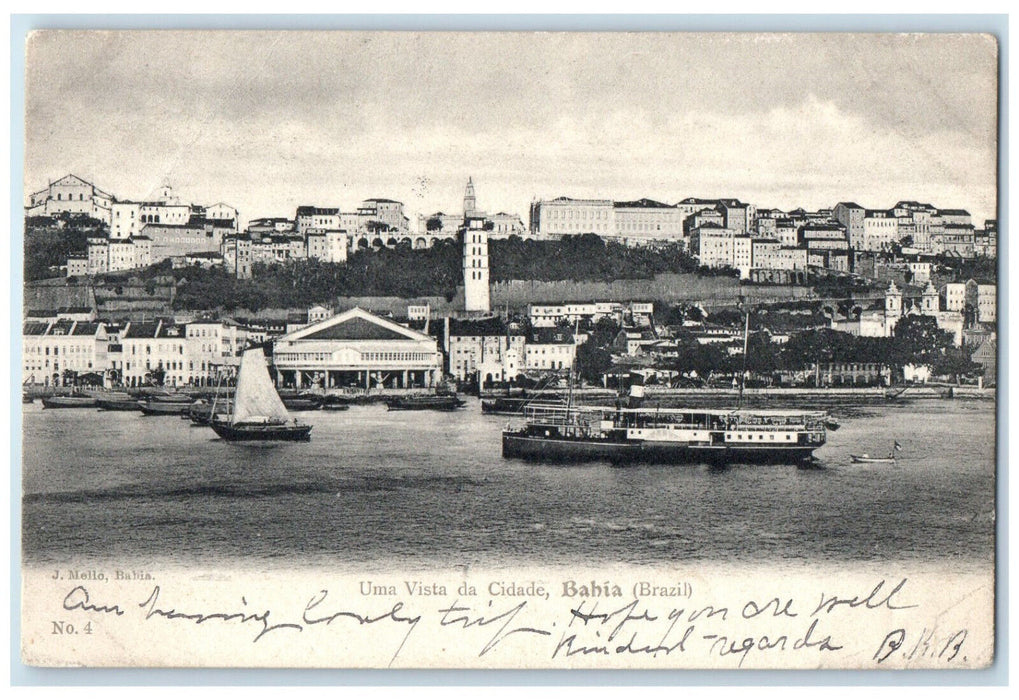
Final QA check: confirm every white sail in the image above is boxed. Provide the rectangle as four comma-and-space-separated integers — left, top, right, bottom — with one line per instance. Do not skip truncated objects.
231, 349, 291, 425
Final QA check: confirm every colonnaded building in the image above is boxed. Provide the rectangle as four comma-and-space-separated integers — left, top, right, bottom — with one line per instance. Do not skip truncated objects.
272, 307, 443, 390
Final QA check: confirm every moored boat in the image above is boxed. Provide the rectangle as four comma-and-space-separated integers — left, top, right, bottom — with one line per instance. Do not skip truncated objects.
96, 392, 142, 411
481, 395, 565, 415
502, 403, 828, 465
281, 395, 324, 411
41, 394, 97, 409
138, 399, 191, 416
210, 349, 312, 442
385, 394, 466, 411
147, 395, 194, 405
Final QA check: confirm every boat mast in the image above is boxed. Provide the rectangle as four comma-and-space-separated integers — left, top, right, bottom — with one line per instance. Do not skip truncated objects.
210, 367, 224, 420
738, 297, 750, 410
565, 319, 579, 422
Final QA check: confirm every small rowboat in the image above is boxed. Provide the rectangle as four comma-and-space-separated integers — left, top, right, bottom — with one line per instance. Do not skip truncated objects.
850, 454, 896, 464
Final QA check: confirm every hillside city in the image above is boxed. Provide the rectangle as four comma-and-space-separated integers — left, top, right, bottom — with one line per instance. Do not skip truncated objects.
23, 173, 997, 394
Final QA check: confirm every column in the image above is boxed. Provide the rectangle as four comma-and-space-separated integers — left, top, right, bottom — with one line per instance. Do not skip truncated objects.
402, 370, 408, 388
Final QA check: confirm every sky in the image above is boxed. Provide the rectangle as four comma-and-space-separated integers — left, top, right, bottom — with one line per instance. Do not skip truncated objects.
23, 31, 1000, 228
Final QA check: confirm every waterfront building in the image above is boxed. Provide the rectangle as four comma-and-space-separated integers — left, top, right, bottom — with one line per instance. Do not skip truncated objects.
120, 320, 190, 388
523, 327, 576, 371
185, 319, 248, 385
26, 174, 114, 224
272, 307, 444, 390
22, 320, 109, 386
445, 316, 526, 383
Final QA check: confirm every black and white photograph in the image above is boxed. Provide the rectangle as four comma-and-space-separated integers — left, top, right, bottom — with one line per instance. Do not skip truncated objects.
17, 28, 999, 670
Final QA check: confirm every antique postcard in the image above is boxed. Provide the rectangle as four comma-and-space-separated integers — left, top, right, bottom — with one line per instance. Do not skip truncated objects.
19, 30, 998, 669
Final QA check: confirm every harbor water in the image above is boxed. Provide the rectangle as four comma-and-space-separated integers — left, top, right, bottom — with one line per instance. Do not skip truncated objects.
21, 398, 996, 570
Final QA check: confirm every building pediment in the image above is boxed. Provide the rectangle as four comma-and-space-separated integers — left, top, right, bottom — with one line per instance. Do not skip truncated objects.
279, 307, 433, 343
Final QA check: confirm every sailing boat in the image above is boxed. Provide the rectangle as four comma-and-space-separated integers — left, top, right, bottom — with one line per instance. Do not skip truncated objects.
210, 348, 312, 442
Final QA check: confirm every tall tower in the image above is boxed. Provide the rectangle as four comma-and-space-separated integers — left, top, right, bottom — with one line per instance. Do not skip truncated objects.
885, 280, 903, 334
463, 217, 491, 313
463, 177, 477, 217
921, 281, 940, 315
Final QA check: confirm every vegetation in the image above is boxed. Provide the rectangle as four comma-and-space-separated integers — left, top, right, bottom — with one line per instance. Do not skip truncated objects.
935, 255, 997, 284
165, 234, 708, 311
172, 240, 463, 311
24, 214, 107, 281
576, 317, 620, 384
490, 234, 698, 282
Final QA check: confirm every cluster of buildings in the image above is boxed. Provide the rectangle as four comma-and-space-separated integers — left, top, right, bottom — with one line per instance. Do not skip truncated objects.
22, 300, 586, 390
31, 175, 240, 277
34, 174, 996, 286
527, 194, 996, 281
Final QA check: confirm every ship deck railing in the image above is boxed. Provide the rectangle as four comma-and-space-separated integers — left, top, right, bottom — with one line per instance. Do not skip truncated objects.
520, 403, 826, 429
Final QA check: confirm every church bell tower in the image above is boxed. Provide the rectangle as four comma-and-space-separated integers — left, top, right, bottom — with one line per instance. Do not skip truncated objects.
464, 177, 477, 218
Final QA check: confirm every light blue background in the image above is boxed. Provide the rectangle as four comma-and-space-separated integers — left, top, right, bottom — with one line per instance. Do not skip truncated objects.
9, 13, 1008, 686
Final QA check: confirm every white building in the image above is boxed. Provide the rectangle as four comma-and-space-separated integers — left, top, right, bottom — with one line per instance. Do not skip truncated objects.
272, 307, 443, 390
977, 285, 996, 323
26, 174, 113, 224
120, 320, 190, 387
861, 212, 900, 251
523, 327, 576, 371
690, 226, 738, 270
185, 319, 248, 385
528, 197, 615, 237
22, 320, 109, 386
445, 317, 525, 383
306, 230, 349, 263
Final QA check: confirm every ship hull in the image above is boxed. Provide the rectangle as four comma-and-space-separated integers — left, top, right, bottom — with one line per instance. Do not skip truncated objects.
210, 420, 312, 442
96, 398, 141, 411
41, 396, 97, 409
139, 401, 191, 416
502, 433, 817, 465
386, 396, 465, 411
